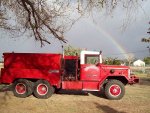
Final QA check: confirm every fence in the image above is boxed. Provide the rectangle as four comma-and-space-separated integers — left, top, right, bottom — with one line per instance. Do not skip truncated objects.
130, 66, 150, 76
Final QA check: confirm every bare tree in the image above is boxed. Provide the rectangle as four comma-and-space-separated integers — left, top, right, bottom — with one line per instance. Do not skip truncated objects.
141, 38, 150, 43
141, 21, 150, 43
126, 53, 134, 66
0, 0, 145, 46
148, 21, 150, 34
0, 0, 75, 46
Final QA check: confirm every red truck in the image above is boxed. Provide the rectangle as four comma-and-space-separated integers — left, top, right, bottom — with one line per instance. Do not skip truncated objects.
0, 50, 139, 100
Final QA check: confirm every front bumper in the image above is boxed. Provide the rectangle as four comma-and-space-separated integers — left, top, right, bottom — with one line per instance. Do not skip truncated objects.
128, 75, 139, 84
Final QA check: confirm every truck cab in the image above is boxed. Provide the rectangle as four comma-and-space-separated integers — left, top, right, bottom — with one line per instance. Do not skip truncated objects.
80, 51, 101, 81
63, 51, 101, 81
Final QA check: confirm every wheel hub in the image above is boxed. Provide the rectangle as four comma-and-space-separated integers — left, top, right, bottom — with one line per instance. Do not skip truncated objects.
15, 83, 26, 94
37, 83, 48, 95
109, 84, 121, 96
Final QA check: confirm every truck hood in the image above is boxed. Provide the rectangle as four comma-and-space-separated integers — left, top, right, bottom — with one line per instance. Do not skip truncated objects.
100, 64, 130, 70
99, 64, 130, 79
100, 64, 139, 84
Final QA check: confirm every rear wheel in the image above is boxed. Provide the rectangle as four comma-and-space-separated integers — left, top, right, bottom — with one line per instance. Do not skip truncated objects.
104, 80, 125, 100
33, 80, 54, 99
13, 79, 33, 98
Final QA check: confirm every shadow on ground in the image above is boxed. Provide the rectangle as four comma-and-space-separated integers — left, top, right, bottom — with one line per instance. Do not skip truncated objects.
90, 91, 106, 98
94, 102, 126, 113
57, 89, 89, 96
139, 77, 150, 86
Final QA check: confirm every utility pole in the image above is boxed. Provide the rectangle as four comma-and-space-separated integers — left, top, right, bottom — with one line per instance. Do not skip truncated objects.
147, 46, 150, 56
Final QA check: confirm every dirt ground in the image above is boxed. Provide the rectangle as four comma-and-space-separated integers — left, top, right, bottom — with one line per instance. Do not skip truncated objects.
0, 77, 150, 113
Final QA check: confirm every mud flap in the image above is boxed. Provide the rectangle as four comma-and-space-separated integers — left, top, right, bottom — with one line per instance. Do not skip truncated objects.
0, 85, 12, 92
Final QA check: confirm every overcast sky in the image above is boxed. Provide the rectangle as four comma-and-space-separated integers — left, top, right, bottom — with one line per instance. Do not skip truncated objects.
0, 1, 150, 61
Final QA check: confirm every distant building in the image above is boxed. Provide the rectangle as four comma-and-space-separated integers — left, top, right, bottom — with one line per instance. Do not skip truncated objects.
133, 60, 145, 67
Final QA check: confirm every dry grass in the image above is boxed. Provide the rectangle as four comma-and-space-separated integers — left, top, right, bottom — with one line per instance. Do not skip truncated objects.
0, 63, 3, 69
0, 76, 150, 113
0, 63, 3, 77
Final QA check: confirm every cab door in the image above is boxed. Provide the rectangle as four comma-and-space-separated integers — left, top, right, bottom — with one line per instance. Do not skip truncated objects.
80, 54, 100, 81
80, 64, 100, 81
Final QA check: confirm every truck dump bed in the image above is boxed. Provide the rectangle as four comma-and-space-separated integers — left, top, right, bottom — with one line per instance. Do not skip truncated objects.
3, 53, 62, 69
0, 53, 62, 85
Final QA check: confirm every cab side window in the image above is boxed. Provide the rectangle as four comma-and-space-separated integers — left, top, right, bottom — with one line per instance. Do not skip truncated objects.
85, 55, 99, 64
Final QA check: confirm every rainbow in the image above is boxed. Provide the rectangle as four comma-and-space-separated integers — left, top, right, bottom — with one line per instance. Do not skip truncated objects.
85, 20, 130, 58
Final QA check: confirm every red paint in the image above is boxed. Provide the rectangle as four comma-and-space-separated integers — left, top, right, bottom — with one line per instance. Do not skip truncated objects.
3, 53, 62, 69
1, 68, 61, 87
82, 81, 100, 90
62, 81, 82, 90
80, 64, 100, 81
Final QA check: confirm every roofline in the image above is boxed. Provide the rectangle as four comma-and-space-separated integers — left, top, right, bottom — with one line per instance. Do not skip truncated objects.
80, 50, 101, 64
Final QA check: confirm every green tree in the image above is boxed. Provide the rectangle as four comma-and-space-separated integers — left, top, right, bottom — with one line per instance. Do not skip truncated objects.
143, 57, 150, 65
142, 22, 150, 43
104, 57, 122, 65
64, 45, 81, 56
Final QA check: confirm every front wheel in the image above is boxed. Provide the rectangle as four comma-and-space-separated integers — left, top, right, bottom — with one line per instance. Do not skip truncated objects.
33, 80, 54, 99
104, 80, 125, 100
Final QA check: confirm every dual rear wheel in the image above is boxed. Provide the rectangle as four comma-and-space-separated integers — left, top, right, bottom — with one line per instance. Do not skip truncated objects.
13, 79, 54, 99
33, 80, 54, 99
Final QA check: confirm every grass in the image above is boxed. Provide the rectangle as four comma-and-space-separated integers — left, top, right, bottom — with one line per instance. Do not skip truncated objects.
0, 84, 149, 113
0, 85, 4, 89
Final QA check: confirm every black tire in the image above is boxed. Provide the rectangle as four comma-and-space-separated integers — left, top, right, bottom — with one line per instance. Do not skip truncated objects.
27, 80, 34, 96
55, 88, 61, 94
99, 84, 106, 97
13, 79, 33, 98
104, 80, 125, 100
33, 80, 54, 99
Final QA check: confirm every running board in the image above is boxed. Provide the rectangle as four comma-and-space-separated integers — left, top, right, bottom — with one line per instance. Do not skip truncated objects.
82, 89, 99, 91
